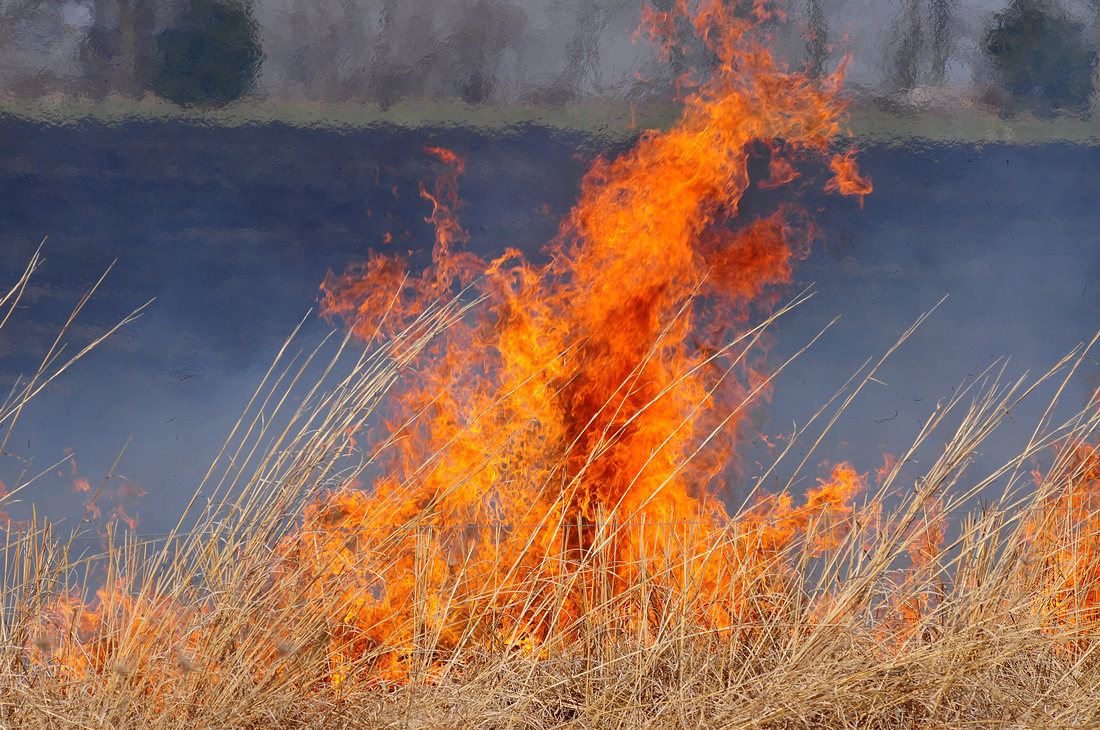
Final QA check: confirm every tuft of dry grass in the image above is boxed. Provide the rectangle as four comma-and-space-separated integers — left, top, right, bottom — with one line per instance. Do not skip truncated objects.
1, 261, 1100, 728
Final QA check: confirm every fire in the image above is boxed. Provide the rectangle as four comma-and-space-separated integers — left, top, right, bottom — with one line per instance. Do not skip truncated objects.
306, 0, 870, 673
62, 454, 144, 531
11, 7, 1100, 723
24, 0, 884, 694
1024, 440, 1100, 649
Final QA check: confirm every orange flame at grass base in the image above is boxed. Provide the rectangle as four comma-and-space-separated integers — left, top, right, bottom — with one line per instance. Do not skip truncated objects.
1024, 441, 1100, 650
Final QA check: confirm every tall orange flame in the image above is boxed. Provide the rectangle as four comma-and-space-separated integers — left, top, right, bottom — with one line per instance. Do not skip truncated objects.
28, 0, 878, 689
309, 0, 871, 672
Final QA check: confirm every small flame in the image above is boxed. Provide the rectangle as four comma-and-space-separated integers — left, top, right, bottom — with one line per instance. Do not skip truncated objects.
1024, 440, 1100, 651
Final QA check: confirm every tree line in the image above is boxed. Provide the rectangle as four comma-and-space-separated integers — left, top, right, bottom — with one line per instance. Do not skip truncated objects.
0, 0, 1096, 116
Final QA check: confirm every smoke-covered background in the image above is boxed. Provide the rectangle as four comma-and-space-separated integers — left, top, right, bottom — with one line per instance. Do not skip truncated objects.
1, 0, 1099, 113
0, 0, 1098, 537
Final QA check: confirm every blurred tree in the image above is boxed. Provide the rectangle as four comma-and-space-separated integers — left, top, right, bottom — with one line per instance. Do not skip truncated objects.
804, 0, 828, 79
929, 0, 951, 83
151, 0, 262, 107
984, 0, 1096, 115
371, 0, 405, 108
1087, 1, 1100, 117
436, 0, 525, 105
891, 0, 924, 92
118, 0, 156, 95
555, 1, 607, 102
0, 0, 100, 96
888, 0, 954, 93
81, 0, 157, 98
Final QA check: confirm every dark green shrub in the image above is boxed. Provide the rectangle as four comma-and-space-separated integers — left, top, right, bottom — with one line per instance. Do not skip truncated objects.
152, 0, 262, 107
983, 0, 1096, 115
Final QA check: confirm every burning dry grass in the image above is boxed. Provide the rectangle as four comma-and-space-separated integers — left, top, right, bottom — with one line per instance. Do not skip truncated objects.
1, 282, 1100, 727
4, 2, 1100, 725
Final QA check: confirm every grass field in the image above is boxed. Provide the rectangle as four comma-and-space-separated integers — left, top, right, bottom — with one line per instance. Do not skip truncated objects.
2, 247, 1100, 728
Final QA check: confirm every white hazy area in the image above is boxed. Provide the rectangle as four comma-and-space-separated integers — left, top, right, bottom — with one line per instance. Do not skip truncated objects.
1, 0, 1098, 108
